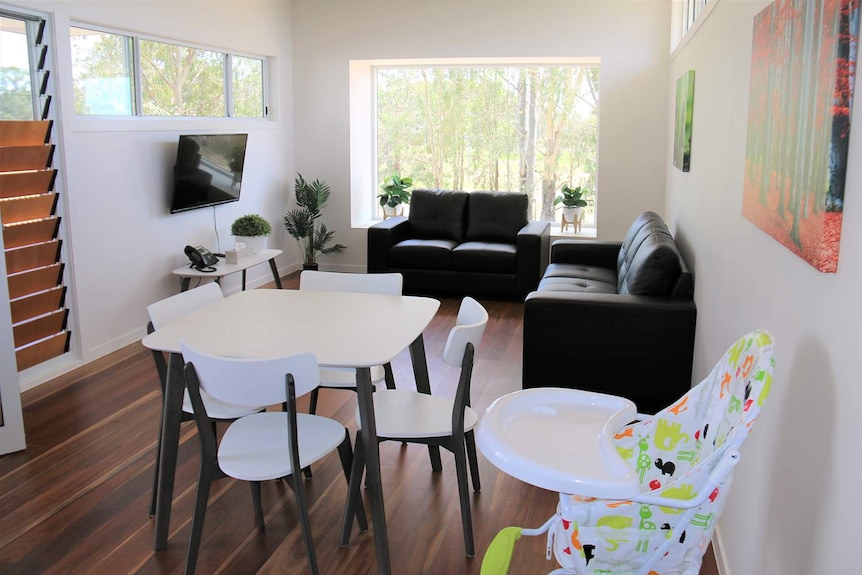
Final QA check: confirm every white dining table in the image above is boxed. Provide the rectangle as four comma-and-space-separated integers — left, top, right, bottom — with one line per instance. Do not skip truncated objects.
141, 288, 440, 575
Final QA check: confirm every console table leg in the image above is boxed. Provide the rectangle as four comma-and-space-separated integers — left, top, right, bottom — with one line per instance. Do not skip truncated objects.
268, 258, 283, 289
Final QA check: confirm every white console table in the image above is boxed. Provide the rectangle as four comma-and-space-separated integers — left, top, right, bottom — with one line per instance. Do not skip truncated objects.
172, 248, 283, 292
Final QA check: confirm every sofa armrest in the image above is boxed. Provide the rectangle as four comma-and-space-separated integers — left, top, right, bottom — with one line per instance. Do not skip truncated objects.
367, 217, 411, 272
551, 239, 622, 269
516, 220, 551, 295
522, 290, 696, 414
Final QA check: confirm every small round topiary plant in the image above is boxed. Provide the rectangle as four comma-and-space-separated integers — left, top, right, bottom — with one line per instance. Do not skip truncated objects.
230, 214, 272, 237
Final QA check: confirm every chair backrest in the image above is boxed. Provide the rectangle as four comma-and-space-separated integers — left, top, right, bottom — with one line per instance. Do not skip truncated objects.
442, 296, 489, 367
147, 283, 223, 329
180, 340, 320, 407
299, 270, 403, 295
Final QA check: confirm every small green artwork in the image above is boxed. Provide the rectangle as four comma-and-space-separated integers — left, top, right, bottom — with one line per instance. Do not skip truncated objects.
673, 70, 695, 172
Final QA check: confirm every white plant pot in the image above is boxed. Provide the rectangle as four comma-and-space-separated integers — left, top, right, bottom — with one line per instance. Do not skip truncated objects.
233, 235, 268, 254
383, 204, 403, 218
562, 207, 582, 220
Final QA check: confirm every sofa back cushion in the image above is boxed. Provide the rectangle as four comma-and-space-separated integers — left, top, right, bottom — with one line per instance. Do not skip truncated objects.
617, 211, 682, 296
409, 189, 468, 243
465, 191, 528, 243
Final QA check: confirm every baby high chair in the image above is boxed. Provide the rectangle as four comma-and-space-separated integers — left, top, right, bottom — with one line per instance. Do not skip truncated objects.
477, 330, 774, 575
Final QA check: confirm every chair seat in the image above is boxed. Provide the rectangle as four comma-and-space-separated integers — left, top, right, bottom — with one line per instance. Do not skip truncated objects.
319, 364, 386, 388
181, 389, 261, 420
359, 389, 479, 439
218, 411, 346, 482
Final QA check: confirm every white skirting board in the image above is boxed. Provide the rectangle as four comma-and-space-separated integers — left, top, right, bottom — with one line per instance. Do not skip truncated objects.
714, 527, 732, 575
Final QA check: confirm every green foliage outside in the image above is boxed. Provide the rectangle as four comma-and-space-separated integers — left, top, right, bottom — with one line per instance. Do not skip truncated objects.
376, 66, 599, 223
0, 66, 33, 120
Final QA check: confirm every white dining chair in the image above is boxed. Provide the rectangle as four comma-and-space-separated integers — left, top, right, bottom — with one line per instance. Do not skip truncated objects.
145, 283, 263, 516
180, 341, 366, 575
298, 270, 403, 414
343, 296, 489, 557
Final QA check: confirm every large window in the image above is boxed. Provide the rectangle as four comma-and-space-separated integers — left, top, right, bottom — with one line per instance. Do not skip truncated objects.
70, 26, 266, 118
373, 63, 599, 227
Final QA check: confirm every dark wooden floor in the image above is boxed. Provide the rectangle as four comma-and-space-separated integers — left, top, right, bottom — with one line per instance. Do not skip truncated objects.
0, 272, 718, 575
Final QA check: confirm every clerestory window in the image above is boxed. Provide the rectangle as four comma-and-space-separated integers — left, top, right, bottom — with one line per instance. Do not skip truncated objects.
70, 26, 266, 118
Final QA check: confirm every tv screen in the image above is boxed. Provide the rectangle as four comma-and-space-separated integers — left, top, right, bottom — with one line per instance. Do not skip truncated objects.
170, 133, 248, 213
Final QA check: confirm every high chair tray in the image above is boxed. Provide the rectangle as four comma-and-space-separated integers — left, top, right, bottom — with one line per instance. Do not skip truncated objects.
477, 387, 641, 498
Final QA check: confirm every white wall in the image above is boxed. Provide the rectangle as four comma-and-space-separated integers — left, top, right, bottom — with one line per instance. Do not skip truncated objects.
666, 1, 860, 572
291, 0, 672, 269
8, 1, 296, 388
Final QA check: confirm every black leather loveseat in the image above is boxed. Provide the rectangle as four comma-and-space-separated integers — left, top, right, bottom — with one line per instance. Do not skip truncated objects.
367, 189, 550, 298
522, 211, 697, 414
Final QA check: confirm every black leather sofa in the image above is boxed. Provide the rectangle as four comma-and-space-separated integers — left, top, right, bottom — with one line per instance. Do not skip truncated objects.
367, 189, 550, 298
522, 211, 696, 414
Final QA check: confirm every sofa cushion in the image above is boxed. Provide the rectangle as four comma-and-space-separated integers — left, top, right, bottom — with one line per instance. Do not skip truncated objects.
617, 212, 682, 296
390, 238, 458, 270
466, 191, 528, 243
409, 189, 468, 243
452, 241, 518, 274
539, 263, 618, 293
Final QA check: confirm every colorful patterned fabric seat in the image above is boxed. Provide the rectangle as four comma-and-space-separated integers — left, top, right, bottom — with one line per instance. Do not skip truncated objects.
547, 330, 774, 575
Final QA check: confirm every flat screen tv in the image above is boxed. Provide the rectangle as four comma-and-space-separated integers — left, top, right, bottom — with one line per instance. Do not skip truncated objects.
170, 133, 248, 213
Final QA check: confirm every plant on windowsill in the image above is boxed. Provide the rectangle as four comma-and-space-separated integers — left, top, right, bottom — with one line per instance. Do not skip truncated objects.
283, 173, 346, 270
230, 213, 272, 254
554, 184, 591, 233
377, 172, 413, 218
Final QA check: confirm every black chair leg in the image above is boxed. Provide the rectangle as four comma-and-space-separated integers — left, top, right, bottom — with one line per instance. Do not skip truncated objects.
250, 481, 265, 531
383, 362, 396, 389
149, 414, 164, 517
288, 472, 320, 575
453, 441, 475, 557
308, 388, 320, 415
336, 431, 368, 532
184, 461, 215, 575
465, 430, 481, 491
428, 445, 443, 472
341, 433, 367, 546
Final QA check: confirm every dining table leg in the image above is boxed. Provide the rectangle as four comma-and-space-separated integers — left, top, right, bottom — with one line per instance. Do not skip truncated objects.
153, 352, 185, 550
355, 365, 391, 575
408, 335, 442, 471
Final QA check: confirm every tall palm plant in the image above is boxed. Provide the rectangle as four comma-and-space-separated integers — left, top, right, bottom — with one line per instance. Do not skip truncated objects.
283, 174, 346, 267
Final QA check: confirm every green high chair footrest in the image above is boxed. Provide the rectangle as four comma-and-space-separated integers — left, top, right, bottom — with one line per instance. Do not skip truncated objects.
481, 527, 523, 575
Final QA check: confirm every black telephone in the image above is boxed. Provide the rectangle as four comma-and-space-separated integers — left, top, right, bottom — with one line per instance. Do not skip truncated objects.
184, 245, 219, 271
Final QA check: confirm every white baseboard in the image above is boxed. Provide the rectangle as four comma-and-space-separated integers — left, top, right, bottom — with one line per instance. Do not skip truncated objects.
713, 527, 731, 575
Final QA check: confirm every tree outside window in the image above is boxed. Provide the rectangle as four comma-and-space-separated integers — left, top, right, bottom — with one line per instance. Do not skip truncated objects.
375, 65, 599, 225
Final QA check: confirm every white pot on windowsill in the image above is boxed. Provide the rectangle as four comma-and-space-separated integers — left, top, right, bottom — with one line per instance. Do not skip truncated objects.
562, 207, 582, 221
234, 235, 268, 254
382, 204, 404, 219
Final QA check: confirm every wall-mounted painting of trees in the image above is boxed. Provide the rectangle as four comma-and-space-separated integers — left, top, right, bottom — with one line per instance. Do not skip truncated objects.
743, 0, 860, 273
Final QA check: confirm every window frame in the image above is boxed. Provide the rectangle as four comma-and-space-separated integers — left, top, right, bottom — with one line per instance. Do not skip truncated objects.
350, 57, 600, 234
69, 22, 269, 120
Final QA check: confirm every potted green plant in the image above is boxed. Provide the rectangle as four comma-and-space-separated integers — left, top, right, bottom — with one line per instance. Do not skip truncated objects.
283, 173, 346, 270
378, 172, 413, 218
553, 184, 591, 232
230, 213, 272, 253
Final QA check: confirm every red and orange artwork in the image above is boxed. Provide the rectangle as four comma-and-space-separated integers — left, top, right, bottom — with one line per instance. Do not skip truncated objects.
743, 0, 860, 272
